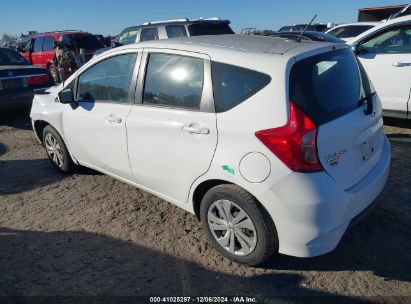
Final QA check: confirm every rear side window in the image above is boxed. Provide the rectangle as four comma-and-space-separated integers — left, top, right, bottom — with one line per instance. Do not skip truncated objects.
143, 53, 204, 110
188, 23, 234, 36
72, 35, 103, 49
42, 36, 55, 51
289, 48, 375, 125
211, 62, 271, 113
33, 37, 44, 52
166, 25, 188, 38
140, 28, 159, 42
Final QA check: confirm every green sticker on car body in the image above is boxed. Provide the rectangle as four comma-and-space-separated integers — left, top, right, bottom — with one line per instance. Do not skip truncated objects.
222, 165, 235, 175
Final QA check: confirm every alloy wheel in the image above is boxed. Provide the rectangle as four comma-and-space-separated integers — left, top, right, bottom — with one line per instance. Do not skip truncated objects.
44, 133, 64, 168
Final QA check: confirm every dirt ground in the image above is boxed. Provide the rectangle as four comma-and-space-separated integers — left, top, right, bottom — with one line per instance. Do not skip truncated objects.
0, 106, 410, 301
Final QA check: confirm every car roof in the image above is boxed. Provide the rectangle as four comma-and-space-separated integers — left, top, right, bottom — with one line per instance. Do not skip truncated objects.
33, 31, 93, 37
331, 22, 380, 28
348, 14, 411, 43
113, 34, 345, 57
121, 18, 230, 31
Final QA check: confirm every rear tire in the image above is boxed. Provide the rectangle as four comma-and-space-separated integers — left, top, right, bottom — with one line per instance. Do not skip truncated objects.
49, 65, 60, 84
42, 125, 75, 173
200, 184, 278, 266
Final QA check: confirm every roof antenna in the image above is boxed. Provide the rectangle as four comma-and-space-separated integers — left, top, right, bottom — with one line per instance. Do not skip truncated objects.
297, 14, 317, 42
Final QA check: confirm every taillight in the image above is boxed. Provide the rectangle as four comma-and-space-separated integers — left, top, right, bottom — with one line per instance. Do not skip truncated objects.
255, 101, 323, 173
26, 74, 53, 86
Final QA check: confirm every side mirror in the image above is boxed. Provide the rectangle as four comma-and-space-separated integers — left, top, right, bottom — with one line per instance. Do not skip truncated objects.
111, 41, 121, 48
58, 88, 74, 104
352, 44, 368, 55
58, 88, 78, 109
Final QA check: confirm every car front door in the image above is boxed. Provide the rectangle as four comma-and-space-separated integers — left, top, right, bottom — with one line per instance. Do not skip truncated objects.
62, 51, 140, 180
126, 50, 217, 203
356, 23, 411, 118
20, 39, 33, 63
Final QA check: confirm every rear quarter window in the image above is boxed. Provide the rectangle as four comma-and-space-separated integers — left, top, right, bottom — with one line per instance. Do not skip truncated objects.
188, 23, 234, 36
211, 62, 271, 113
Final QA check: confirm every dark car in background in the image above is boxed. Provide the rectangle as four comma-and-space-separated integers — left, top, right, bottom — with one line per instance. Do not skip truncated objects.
20, 31, 104, 82
0, 48, 53, 111
269, 31, 345, 43
278, 23, 332, 32
94, 17, 234, 57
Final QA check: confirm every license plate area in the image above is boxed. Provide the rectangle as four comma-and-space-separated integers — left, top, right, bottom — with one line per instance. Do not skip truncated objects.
3, 79, 24, 89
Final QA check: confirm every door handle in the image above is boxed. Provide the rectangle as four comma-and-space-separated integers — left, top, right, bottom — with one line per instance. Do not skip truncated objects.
392, 61, 411, 67
182, 125, 210, 135
105, 113, 122, 124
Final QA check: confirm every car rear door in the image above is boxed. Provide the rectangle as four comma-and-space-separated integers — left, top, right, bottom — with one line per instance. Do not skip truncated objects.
126, 49, 217, 203
31, 37, 44, 67
356, 22, 411, 118
290, 48, 386, 190
62, 51, 140, 180
41, 35, 55, 67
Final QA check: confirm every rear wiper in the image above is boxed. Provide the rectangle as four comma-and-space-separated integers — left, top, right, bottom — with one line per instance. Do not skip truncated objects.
358, 92, 376, 116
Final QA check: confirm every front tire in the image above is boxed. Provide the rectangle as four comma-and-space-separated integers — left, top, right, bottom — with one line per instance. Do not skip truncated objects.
200, 184, 278, 266
42, 125, 75, 173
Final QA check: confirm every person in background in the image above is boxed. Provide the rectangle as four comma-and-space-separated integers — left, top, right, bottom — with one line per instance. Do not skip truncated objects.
52, 38, 80, 83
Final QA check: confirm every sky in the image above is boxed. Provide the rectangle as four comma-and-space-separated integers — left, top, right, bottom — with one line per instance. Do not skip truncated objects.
1, 0, 407, 37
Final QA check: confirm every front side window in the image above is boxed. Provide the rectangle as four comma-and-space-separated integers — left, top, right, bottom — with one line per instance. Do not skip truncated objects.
140, 28, 159, 42
42, 36, 55, 51
143, 53, 204, 110
165, 25, 188, 38
23, 40, 32, 53
77, 53, 137, 103
211, 62, 271, 113
360, 25, 411, 54
33, 37, 44, 53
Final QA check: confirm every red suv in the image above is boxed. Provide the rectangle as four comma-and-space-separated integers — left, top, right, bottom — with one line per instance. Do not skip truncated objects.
20, 31, 103, 82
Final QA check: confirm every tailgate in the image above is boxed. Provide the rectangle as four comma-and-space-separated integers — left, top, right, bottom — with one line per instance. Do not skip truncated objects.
289, 47, 385, 190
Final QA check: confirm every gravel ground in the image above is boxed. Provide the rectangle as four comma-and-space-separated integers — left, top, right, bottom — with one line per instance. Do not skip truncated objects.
0, 107, 410, 301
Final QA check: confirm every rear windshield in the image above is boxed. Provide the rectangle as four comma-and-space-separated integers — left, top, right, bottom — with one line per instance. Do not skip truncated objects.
188, 23, 234, 36
289, 48, 375, 125
0, 48, 29, 65
70, 35, 103, 50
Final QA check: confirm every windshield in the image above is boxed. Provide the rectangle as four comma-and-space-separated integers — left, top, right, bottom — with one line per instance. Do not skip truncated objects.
70, 35, 103, 50
328, 25, 374, 38
0, 48, 29, 66
188, 23, 234, 35
289, 48, 375, 125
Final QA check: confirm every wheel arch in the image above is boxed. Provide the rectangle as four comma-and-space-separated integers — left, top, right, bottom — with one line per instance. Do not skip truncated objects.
33, 120, 50, 144
192, 179, 233, 220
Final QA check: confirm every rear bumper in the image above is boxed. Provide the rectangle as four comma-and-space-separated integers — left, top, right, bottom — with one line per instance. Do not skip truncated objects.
260, 136, 391, 257
0, 86, 51, 111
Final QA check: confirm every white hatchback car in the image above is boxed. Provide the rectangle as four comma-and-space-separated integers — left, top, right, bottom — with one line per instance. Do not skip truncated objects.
349, 15, 411, 119
326, 22, 379, 42
30, 35, 391, 266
